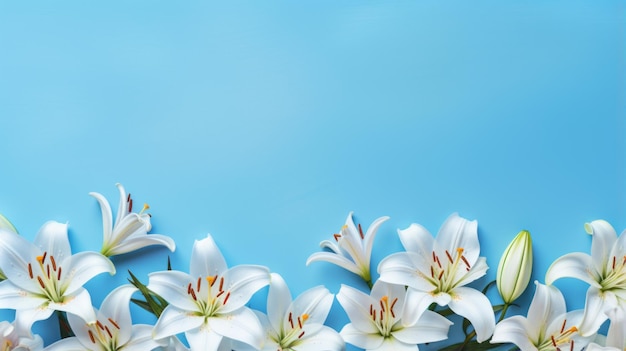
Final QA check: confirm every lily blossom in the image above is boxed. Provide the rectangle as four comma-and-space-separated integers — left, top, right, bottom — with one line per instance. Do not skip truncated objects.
585, 308, 626, 351
44, 284, 162, 351
0, 222, 115, 332
377, 213, 495, 342
255, 273, 344, 351
90, 183, 175, 257
306, 212, 389, 285
0, 213, 17, 234
546, 220, 626, 335
148, 234, 270, 351
337, 280, 452, 351
0, 321, 43, 351
491, 281, 593, 351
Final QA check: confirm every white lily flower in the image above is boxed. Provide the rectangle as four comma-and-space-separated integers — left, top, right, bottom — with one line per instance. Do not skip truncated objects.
336, 280, 452, 351
45, 284, 161, 351
491, 281, 593, 351
148, 234, 270, 351
586, 308, 626, 351
496, 230, 533, 304
90, 183, 175, 257
0, 321, 43, 351
377, 213, 495, 342
254, 273, 344, 351
546, 220, 626, 336
306, 212, 389, 285
0, 222, 115, 332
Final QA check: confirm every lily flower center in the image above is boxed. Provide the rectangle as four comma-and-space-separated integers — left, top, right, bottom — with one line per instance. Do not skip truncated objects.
2, 340, 12, 351
426, 248, 471, 293
86, 317, 122, 351
276, 312, 310, 349
600, 255, 626, 291
186, 275, 231, 319
368, 295, 399, 337
537, 321, 578, 351
27, 251, 64, 302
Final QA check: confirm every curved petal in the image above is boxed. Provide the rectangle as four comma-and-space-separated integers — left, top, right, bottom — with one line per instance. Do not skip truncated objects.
305, 252, 360, 276
51, 288, 97, 324
153, 305, 204, 340
123, 324, 162, 351
377, 252, 434, 292
401, 289, 438, 327
339, 323, 384, 350
336, 285, 378, 334
219, 265, 270, 313
292, 325, 344, 351
363, 216, 390, 266
435, 213, 480, 265
393, 310, 452, 344
0, 230, 40, 291
398, 223, 433, 256
100, 285, 137, 345
106, 234, 176, 256
210, 307, 264, 349
148, 271, 198, 311
491, 316, 538, 351
454, 257, 488, 287
448, 286, 495, 342
526, 281, 566, 342
15, 305, 54, 333
370, 280, 406, 312
605, 307, 626, 349
34, 221, 71, 262
190, 234, 227, 278
185, 324, 223, 351
115, 183, 129, 226
318, 240, 342, 254
0, 214, 18, 234
289, 285, 333, 325
89, 191, 114, 245
578, 287, 614, 336
0, 281, 48, 311
267, 273, 292, 333
43, 337, 89, 351
545, 252, 600, 287
61, 251, 115, 295
585, 220, 617, 276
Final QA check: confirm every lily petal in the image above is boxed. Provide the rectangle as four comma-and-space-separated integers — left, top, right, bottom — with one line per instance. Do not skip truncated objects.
578, 287, 614, 336
546, 252, 601, 288
61, 251, 116, 295
49, 288, 96, 324
0, 230, 40, 291
267, 273, 292, 334
336, 285, 379, 334
33, 221, 71, 263
398, 223, 434, 257
363, 215, 390, 268
339, 323, 384, 350
148, 271, 199, 311
123, 324, 163, 351
289, 285, 334, 326
525, 281, 566, 342
0, 214, 18, 234
106, 234, 175, 256
190, 235, 227, 278
89, 191, 114, 245
401, 289, 438, 327
305, 252, 361, 276
100, 285, 137, 346
585, 220, 617, 276
209, 307, 264, 349
44, 337, 89, 351
378, 252, 433, 292
393, 309, 452, 344
291, 325, 345, 351
491, 316, 538, 351
435, 213, 480, 266
448, 286, 495, 342
219, 265, 270, 313
153, 305, 204, 340
185, 324, 223, 351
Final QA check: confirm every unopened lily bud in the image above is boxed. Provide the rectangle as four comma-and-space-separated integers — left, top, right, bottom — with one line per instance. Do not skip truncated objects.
497, 230, 533, 303
0, 213, 17, 234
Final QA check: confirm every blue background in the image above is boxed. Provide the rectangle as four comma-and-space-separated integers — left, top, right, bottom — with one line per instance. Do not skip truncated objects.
0, 1, 624, 349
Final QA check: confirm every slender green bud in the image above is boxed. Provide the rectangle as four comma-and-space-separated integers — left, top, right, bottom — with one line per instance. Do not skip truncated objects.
497, 230, 533, 303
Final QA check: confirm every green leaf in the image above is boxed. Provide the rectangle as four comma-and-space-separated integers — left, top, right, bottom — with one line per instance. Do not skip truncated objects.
128, 270, 169, 318
437, 341, 510, 351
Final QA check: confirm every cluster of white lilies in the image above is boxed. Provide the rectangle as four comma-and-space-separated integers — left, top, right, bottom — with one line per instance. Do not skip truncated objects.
0, 185, 624, 351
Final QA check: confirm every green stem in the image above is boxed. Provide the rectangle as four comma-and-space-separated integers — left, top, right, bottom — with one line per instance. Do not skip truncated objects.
56, 310, 74, 338
498, 302, 511, 323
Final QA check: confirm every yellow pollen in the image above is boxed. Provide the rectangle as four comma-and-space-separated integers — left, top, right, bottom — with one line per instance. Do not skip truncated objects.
381, 295, 389, 302
341, 225, 348, 230
301, 313, 309, 322
456, 248, 464, 255
206, 276, 216, 286
36, 255, 44, 263
568, 326, 578, 333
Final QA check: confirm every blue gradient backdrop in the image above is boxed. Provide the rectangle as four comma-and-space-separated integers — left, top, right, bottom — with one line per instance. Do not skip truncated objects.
1, 1, 624, 349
